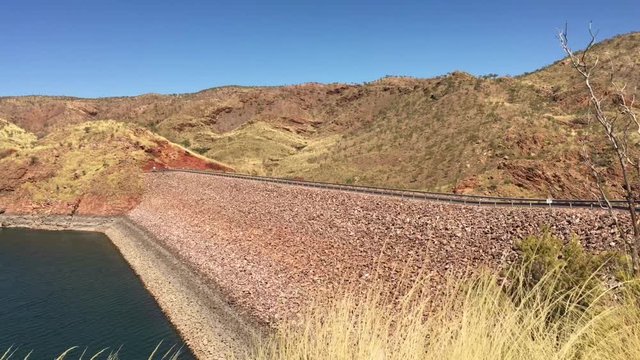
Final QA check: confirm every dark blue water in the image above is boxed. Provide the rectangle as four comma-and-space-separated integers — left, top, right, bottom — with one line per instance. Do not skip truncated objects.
0, 228, 196, 359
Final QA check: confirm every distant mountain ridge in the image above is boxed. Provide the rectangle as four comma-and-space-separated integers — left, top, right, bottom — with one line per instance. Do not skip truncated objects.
0, 32, 638, 214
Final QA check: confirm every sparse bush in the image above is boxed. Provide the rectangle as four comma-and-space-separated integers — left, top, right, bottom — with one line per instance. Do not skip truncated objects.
192, 147, 210, 155
507, 231, 623, 320
480, 73, 499, 79
513, 231, 617, 290
149, 123, 160, 133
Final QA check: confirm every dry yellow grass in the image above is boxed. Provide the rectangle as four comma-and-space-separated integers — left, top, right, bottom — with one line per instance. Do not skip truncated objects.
0, 119, 36, 152
167, 121, 338, 177
273, 134, 341, 179
0, 120, 167, 208
202, 122, 309, 175
0, 342, 182, 360
18, 120, 156, 202
251, 267, 640, 360
0, 118, 230, 213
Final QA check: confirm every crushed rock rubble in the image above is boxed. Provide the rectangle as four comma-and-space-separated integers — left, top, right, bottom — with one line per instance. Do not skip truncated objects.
129, 172, 628, 324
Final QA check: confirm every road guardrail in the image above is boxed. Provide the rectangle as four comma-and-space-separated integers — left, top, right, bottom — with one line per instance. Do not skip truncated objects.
154, 168, 630, 211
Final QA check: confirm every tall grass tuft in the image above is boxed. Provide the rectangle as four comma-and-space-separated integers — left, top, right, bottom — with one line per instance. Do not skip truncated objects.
252, 243, 640, 359
0, 342, 182, 360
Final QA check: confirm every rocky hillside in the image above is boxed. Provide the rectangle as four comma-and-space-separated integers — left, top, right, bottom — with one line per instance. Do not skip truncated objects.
0, 32, 638, 205
0, 120, 230, 215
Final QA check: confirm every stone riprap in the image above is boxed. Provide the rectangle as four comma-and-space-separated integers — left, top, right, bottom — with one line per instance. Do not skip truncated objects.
128, 172, 626, 324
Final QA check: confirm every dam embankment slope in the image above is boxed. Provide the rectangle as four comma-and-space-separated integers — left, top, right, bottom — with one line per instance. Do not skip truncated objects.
129, 171, 626, 324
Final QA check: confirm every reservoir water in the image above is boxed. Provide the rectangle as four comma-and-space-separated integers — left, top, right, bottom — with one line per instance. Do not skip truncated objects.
0, 228, 195, 359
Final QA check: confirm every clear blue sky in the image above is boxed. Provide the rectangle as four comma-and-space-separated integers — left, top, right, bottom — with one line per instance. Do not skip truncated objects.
0, 0, 638, 98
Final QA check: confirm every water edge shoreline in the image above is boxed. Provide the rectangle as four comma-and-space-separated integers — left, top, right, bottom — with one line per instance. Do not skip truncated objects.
0, 215, 258, 360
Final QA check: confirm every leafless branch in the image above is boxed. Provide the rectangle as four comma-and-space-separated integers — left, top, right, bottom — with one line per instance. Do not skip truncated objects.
560, 24, 640, 274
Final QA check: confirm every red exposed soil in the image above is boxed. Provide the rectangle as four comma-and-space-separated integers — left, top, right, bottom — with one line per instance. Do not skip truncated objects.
142, 141, 233, 172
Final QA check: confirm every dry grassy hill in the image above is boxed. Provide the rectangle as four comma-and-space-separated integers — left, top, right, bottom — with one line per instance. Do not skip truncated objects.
0, 32, 638, 213
0, 120, 230, 214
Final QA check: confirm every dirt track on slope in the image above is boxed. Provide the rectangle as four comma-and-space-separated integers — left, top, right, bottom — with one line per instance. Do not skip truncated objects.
129, 172, 627, 324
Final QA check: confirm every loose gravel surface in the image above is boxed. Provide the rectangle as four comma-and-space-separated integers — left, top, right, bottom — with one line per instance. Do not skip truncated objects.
129, 172, 627, 324
106, 219, 256, 360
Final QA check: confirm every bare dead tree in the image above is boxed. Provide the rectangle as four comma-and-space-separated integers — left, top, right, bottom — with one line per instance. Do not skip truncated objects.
558, 23, 640, 275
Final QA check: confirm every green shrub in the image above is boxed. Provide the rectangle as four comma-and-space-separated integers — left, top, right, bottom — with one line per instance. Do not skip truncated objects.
507, 230, 624, 319
192, 147, 210, 155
